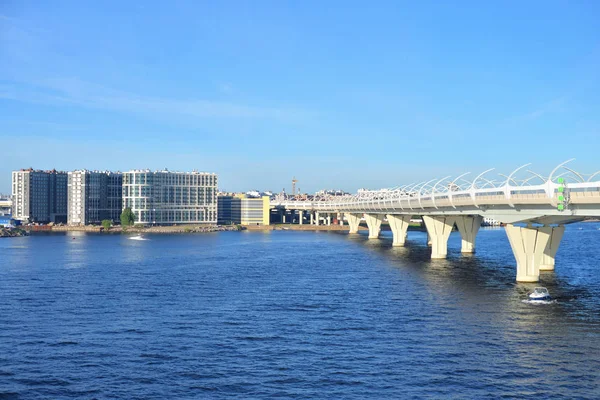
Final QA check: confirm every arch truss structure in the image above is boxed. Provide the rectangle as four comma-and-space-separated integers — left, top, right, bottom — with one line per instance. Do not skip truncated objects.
272, 160, 600, 224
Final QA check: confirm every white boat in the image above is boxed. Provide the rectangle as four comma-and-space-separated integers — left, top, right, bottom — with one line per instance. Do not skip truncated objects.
128, 234, 147, 241
528, 287, 551, 301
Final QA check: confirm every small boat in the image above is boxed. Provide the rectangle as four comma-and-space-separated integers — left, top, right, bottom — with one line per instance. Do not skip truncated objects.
528, 287, 551, 301
128, 234, 147, 241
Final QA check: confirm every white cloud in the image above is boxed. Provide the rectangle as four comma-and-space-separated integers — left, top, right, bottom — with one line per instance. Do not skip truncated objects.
0, 77, 311, 121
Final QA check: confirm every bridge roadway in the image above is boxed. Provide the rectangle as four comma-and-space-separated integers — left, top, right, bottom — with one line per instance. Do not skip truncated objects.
271, 161, 600, 282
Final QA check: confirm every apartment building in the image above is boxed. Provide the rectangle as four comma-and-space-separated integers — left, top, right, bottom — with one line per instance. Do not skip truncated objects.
12, 169, 68, 223
68, 170, 123, 225
122, 170, 217, 225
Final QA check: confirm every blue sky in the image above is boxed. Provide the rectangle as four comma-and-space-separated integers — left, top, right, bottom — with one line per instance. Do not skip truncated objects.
1, 1, 599, 193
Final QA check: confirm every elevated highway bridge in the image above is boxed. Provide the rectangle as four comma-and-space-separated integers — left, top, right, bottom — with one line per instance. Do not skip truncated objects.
271, 160, 600, 283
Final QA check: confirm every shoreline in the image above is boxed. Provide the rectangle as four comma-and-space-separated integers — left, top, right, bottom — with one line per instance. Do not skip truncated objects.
0, 228, 29, 238
32, 225, 241, 234
23, 222, 428, 234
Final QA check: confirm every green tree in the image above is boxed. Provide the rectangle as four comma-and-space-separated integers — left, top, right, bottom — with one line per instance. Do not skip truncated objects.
120, 208, 136, 227
101, 220, 112, 231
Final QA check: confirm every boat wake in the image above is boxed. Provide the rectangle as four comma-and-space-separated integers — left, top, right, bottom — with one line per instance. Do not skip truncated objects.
521, 299, 557, 305
128, 235, 149, 241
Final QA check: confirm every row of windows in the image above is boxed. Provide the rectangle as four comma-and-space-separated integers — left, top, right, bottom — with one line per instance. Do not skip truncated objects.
123, 173, 217, 186
135, 209, 217, 223
123, 186, 216, 198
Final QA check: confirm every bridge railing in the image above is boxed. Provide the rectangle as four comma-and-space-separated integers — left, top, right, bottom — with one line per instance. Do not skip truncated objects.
271, 161, 600, 212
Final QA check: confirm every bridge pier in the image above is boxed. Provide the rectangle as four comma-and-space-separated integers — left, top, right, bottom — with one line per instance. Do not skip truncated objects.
298, 210, 303, 225
365, 213, 384, 239
386, 214, 411, 246
540, 225, 565, 271
423, 216, 456, 259
455, 215, 483, 253
315, 212, 320, 226
505, 224, 564, 282
346, 213, 361, 234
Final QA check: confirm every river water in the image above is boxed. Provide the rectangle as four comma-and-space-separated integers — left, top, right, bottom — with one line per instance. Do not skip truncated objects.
1, 224, 600, 399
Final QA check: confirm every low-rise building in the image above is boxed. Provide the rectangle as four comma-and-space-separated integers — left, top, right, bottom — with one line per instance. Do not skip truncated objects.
0, 196, 11, 216
122, 169, 217, 225
11, 169, 68, 223
0, 215, 18, 227
218, 194, 270, 225
68, 170, 123, 225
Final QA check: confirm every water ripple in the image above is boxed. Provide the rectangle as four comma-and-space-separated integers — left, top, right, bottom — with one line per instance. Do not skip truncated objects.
1, 227, 600, 398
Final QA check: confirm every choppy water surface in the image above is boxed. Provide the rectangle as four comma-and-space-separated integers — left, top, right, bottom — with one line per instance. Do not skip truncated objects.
1, 224, 600, 399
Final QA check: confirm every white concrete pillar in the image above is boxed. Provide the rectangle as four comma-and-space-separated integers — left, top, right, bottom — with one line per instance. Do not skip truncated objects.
422, 216, 457, 259
282, 212, 286, 224
310, 212, 314, 225
346, 213, 361, 234
505, 224, 554, 282
298, 210, 303, 225
455, 215, 483, 253
338, 213, 343, 226
386, 214, 411, 246
364, 213, 384, 239
315, 212, 319, 226
540, 225, 565, 271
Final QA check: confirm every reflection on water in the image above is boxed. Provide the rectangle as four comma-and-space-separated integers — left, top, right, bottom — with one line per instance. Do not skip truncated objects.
0, 226, 599, 398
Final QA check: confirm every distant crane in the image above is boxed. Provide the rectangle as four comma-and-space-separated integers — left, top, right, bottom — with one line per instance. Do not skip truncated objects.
292, 177, 298, 195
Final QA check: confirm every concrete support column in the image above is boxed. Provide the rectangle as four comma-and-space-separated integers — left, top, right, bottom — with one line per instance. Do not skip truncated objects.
346, 213, 361, 234
505, 224, 557, 282
455, 215, 483, 253
364, 213, 384, 239
386, 214, 411, 246
540, 225, 565, 271
310, 212, 314, 225
338, 213, 343, 226
422, 216, 457, 259
299, 210, 303, 225
315, 212, 320, 226
327, 214, 331, 226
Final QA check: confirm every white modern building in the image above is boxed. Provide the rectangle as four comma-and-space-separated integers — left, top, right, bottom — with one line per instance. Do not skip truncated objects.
12, 169, 68, 223
68, 170, 123, 225
122, 170, 217, 225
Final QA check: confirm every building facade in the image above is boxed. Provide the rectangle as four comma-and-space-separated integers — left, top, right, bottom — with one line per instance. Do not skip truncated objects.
68, 170, 123, 225
218, 194, 270, 225
122, 170, 217, 225
0, 196, 11, 216
12, 169, 68, 223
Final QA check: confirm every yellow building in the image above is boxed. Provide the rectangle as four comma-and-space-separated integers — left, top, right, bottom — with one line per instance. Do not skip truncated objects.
217, 194, 270, 226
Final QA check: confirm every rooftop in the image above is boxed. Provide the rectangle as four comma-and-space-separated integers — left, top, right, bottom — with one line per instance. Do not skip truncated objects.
124, 169, 216, 175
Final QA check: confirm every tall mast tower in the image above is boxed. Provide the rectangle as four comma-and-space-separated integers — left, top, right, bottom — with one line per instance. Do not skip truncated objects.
292, 177, 298, 195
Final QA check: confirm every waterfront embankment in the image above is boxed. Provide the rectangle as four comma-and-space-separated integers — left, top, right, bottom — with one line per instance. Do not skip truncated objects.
27, 222, 426, 234
42, 225, 241, 234
0, 228, 28, 238
245, 224, 367, 232
245, 222, 425, 232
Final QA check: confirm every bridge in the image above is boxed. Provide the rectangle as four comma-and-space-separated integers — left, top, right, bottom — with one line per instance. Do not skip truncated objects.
271, 160, 600, 283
